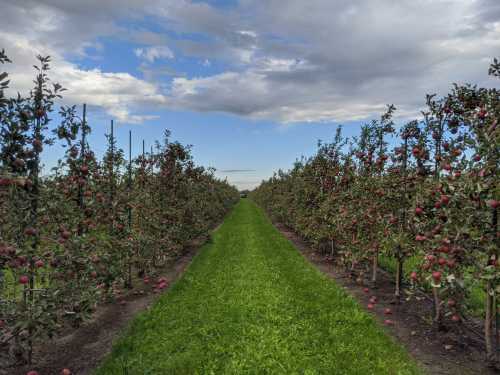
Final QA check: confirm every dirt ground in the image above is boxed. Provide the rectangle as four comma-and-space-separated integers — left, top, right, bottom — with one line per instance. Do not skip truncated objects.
274, 222, 498, 375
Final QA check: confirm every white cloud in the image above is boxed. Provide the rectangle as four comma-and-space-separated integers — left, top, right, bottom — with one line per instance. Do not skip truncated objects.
134, 46, 174, 63
2, 0, 499, 124
158, 0, 500, 123
1, 31, 167, 124
255, 58, 307, 73
238, 30, 257, 38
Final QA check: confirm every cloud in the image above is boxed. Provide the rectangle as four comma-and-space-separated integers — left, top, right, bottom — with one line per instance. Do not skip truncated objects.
134, 46, 174, 63
2, 0, 499, 124
0, 1, 171, 124
0, 30, 167, 124
161, 0, 500, 122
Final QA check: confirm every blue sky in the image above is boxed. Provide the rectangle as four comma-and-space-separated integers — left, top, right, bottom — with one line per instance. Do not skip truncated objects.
49, 33, 363, 189
65, 105, 361, 190
2, 0, 499, 189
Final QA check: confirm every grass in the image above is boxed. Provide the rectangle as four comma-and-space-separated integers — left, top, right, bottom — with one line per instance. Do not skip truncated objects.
95, 199, 423, 374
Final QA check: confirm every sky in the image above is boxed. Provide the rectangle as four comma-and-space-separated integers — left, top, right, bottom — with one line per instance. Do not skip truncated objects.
1, 0, 499, 189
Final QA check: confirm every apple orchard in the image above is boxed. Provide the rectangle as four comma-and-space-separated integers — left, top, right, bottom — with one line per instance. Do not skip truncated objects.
0, 51, 239, 370
252, 59, 499, 364
0, 48, 499, 373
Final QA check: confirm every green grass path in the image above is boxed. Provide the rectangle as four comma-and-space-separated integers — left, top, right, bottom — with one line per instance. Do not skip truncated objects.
96, 200, 422, 374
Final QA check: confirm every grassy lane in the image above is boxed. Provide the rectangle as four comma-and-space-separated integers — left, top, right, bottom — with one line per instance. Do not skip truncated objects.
96, 199, 422, 374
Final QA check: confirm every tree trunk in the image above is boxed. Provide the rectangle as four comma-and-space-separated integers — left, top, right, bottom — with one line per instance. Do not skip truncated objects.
394, 256, 403, 304
486, 281, 495, 364
433, 287, 442, 329
371, 250, 378, 288
486, 205, 498, 365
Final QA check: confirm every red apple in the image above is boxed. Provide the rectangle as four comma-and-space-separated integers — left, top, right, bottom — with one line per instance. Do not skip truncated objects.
384, 308, 392, 315
415, 207, 424, 215
36, 108, 45, 118
32, 139, 43, 152
61, 369, 72, 375
24, 227, 37, 236
425, 254, 435, 263
410, 271, 418, 281
432, 271, 442, 282
439, 245, 449, 253
19, 275, 29, 285
0, 178, 13, 186
487, 200, 499, 209
13, 158, 26, 168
